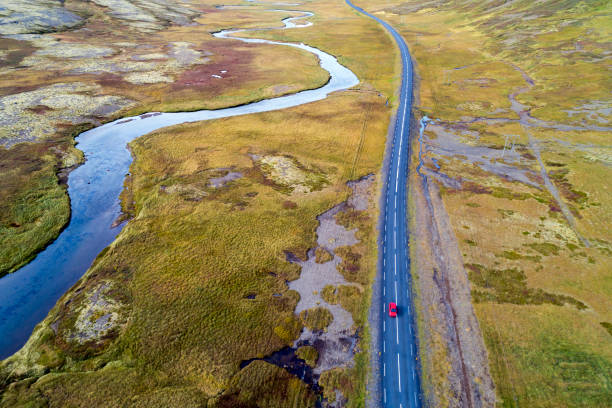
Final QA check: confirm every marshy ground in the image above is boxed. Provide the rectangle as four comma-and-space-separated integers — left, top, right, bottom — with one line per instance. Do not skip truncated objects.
0, 0, 329, 277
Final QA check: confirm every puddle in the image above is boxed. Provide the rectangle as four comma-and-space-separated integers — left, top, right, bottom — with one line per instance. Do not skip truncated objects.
289, 176, 373, 374
422, 122, 540, 187
209, 170, 243, 188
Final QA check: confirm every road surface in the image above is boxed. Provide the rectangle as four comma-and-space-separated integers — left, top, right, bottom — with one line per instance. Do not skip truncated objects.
345, 1, 421, 407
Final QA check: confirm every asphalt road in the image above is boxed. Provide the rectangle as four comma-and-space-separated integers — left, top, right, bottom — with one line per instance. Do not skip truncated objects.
345, 1, 421, 407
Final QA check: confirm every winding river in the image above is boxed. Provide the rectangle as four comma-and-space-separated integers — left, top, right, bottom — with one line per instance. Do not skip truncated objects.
0, 9, 359, 359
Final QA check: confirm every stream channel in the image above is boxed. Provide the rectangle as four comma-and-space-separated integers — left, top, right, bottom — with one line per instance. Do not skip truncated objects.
0, 9, 359, 359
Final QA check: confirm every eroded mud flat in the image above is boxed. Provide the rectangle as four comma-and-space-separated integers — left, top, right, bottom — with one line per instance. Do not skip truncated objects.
288, 175, 374, 405
238, 175, 375, 407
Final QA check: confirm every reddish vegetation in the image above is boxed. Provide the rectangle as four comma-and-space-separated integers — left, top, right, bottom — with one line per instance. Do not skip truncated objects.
0, 85, 40, 98
282, 200, 298, 209
26, 105, 54, 114
520, 151, 536, 161
0, 38, 36, 69
0, 134, 72, 219
460, 181, 493, 195
95, 73, 130, 89
173, 40, 256, 93
525, 171, 544, 185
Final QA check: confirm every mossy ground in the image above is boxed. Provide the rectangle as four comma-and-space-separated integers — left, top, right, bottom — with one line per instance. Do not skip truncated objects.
300, 307, 334, 332
0, 133, 77, 276
296, 346, 319, 367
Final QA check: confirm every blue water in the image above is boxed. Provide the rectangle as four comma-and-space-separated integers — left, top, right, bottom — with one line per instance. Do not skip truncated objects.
0, 10, 358, 359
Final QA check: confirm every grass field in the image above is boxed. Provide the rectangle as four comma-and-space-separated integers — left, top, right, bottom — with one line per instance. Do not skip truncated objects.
0, 0, 329, 278
356, 0, 612, 406
1, 0, 399, 405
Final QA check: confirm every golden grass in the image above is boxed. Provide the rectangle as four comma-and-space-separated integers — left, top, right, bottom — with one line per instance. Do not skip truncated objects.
0, 1, 329, 277
296, 346, 319, 367
300, 307, 334, 331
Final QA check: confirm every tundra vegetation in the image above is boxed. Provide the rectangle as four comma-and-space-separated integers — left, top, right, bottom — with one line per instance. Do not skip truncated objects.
0, 0, 330, 277
1, 0, 398, 406
357, 0, 612, 406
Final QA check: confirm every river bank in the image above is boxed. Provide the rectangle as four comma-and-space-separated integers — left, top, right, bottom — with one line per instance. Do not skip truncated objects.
0, 7, 358, 360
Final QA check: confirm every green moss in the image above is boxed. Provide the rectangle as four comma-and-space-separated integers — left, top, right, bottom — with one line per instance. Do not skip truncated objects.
599, 322, 612, 337
523, 337, 612, 407
497, 209, 515, 219
525, 242, 561, 256
296, 346, 319, 367
496, 250, 541, 262
299, 307, 333, 331
490, 187, 531, 201
464, 239, 477, 246
274, 316, 303, 343
0, 145, 69, 276
466, 263, 586, 309
498, 250, 522, 260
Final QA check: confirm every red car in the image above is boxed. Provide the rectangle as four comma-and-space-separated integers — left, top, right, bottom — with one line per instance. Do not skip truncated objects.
389, 302, 398, 318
